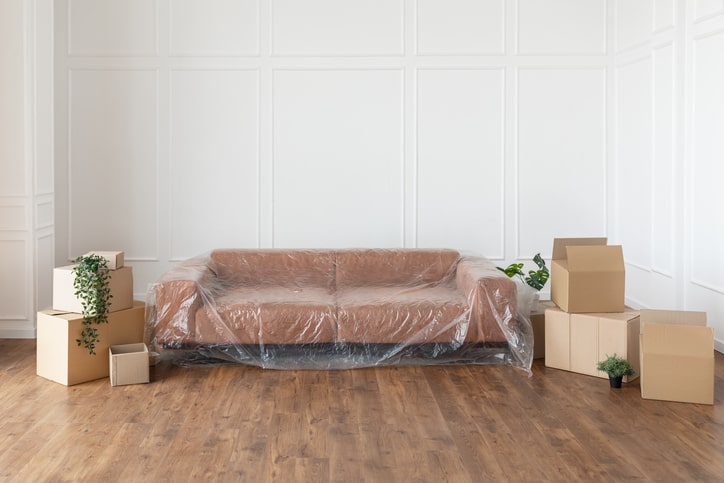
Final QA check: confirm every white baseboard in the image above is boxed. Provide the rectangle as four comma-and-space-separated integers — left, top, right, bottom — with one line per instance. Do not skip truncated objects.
0, 327, 37, 339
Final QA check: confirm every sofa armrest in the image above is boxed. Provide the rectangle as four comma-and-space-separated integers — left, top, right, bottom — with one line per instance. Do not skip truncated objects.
455, 257, 518, 343
146, 256, 214, 348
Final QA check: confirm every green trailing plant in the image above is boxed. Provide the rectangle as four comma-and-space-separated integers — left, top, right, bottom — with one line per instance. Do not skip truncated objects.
596, 353, 635, 378
497, 253, 550, 291
72, 254, 114, 355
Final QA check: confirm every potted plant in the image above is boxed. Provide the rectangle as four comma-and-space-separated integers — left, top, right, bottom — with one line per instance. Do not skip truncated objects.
596, 353, 635, 388
497, 253, 549, 291
72, 254, 114, 355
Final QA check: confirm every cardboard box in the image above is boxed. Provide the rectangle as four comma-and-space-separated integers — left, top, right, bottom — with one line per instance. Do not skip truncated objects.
550, 237, 625, 313
545, 305, 640, 381
110, 343, 149, 386
531, 300, 556, 359
36, 301, 145, 386
83, 251, 124, 270
639, 310, 714, 405
52, 265, 133, 313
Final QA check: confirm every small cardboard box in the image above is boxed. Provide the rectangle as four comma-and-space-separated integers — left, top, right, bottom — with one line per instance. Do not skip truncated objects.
545, 305, 640, 381
550, 237, 625, 313
83, 251, 124, 269
639, 309, 714, 405
109, 343, 149, 386
36, 301, 145, 386
52, 265, 133, 313
531, 300, 556, 359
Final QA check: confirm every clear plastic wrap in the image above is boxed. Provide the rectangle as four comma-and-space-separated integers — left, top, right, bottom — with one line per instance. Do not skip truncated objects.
145, 249, 534, 374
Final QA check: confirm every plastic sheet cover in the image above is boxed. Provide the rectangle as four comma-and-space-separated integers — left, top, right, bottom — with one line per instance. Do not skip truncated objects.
145, 249, 535, 374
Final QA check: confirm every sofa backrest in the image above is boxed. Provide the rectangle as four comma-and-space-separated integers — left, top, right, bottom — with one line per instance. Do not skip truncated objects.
335, 249, 460, 287
209, 249, 336, 290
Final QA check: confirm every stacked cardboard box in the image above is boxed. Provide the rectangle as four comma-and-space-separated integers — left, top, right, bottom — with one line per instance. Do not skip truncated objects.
37, 302, 146, 385
639, 310, 714, 405
531, 300, 555, 359
549, 237, 625, 313
53, 251, 133, 313
544, 238, 715, 405
545, 237, 632, 378
545, 305, 640, 382
37, 251, 146, 386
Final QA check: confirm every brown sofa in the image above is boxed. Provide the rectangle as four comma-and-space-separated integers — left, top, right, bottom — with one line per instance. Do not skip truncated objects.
146, 249, 531, 370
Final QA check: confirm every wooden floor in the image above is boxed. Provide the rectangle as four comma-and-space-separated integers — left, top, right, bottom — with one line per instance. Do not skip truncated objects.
1, 340, 723, 482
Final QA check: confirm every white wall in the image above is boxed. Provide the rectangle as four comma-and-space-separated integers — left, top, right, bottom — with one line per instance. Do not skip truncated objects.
42, 0, 723, 350
0, 0, 55, 338
53, 0, 610, 299
613, 0, 724, 351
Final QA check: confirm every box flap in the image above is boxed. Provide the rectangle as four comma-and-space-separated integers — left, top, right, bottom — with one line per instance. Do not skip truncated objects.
38, 309, 83, 321
83, 251, 124, 270
640, 309, 707, 330
566, 245, 624, 272
597, 311, 639, 323
551, 237, 607, 260
642, 324, 714, 356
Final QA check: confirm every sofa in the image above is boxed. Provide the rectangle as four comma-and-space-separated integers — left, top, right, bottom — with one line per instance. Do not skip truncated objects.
146, 249, 532, 370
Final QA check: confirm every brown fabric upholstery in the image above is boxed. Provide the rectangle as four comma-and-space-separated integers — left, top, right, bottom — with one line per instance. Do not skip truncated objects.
456, 257, 515, 342
210, 249, 336, 291
148, 257, 213, 345
193, 286, 337, 344
335, 249, 459, 287
149, 248, 517, 348
336, 286, 468, 343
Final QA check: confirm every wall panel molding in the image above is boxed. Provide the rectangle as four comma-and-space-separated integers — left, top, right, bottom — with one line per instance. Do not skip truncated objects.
614, 54, 653, 271
690, 278, 724, 296
169, 0, 260, 57
653, 0, 676, 33
694, 0, 724, 23
517, 0, 607, 56
650, 41, 676, 278
271, 68, 405, 248
54, 0, 614, 305
67, 0, 158, 57
168, 67, 260, 260
67, 67, 159, 261
270, 0, 405, 57
0, 238, 29, 320
416, 0, 506, 56
688, 27, 724, 297
415, 67, 506, 257
516, 66, 608, 259
0, 0, 53, 338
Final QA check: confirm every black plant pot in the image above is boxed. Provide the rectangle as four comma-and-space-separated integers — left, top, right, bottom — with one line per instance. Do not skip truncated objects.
609, 375, 623, 388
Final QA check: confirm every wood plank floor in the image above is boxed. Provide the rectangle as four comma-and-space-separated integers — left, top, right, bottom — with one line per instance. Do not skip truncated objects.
1, 339, 723, 482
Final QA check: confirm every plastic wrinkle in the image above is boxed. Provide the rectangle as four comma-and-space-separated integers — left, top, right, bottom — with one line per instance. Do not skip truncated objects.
145, 249, 535, 374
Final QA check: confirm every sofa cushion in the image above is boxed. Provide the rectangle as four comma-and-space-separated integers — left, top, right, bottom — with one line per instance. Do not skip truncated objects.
209, 249, 336, 291
335, 249, 460, 287
336, 286, 469, 344
194, 286, 337, 344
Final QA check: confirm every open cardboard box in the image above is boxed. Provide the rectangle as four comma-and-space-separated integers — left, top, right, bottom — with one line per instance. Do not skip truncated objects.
36, 301, 145, 386
550, 237, 625, 313
110, 343, 150, 386
545, 305, 640, 381
639, 309, 714, 405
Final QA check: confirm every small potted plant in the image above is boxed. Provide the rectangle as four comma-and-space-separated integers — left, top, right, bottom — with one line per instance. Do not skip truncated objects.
596, 353, 635, 388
